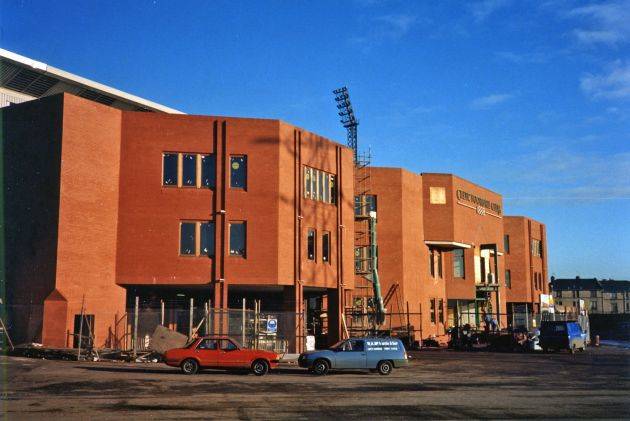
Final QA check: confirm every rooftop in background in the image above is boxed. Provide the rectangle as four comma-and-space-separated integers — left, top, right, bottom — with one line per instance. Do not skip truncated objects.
550, 277, 630, 292
0, 49, 183, 113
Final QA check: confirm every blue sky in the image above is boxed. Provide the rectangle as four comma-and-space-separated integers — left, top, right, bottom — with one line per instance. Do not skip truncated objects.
3, 0, 629, 278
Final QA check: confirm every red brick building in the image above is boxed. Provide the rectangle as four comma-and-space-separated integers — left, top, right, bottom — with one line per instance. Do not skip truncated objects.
503, 216, 549, 315
4, 94, 354, 350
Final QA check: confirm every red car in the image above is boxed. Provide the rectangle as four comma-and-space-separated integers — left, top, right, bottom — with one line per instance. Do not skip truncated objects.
164, 336, 280, 376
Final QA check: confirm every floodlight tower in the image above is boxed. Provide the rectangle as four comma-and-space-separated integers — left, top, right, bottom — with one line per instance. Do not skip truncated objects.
333, 87, 359, 162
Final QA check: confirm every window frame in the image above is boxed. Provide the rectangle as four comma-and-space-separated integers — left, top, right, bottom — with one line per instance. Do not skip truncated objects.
504, 235, 510, 254
229, 221, 247, 257
453, 248, 465, 278
230, 155, 248, 190
179, 221, 197, 256
162, 152, 179, 187
505, 269, 511, 288
430, 299, 436, 324
200, 153, 216, 189
307, 228, 317, 261
200, 221, 216, 257
322, 231, 331, 264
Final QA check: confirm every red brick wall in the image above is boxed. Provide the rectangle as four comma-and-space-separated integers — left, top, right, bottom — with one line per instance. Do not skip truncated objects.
53, 94, 127, 347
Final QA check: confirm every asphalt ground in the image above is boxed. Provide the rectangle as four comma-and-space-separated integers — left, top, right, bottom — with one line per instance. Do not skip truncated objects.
2, 346, 629, 420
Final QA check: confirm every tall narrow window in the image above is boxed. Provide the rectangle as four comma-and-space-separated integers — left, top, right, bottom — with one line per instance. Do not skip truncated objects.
230, 156, 247, 189
505, 270, 511, 288
229, 222, 246, 257
200, 222, 215, 257
180, 222, 196, 255
182, 154, 196, 187
429, 249, 435, 278
430, 299, 436, 323
322, 232, 330, 263
163, 153, 178, 186
504, 235, 510, 254
437, 250, 443, 278
304, 167, 312, 198
329, 175, 336, 204
323, 173, 330, 203
318, 170, 325, 202
201, 154, 216, 189
438, 299, 444, 323
307, 229, 316, 261
311, 169, 319, 200
453, 249, 465, 278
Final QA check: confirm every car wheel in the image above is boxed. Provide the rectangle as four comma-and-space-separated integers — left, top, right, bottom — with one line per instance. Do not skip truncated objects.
251, 359, 269, 376
312, 359, 329, 376
377, 360, 393, 376
181, 358, 199, 375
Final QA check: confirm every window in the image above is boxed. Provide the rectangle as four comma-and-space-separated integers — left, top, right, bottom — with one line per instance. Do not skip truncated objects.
590, 301, 597, 311
430, 249, 442, 278
342, 339, 365, 352
572, 290, 578, 298
430, 299, 436, 323
453, 249, 465, 278
307, 229, 316, 261
180, 222, 196, 255
182, 154, 196, 186
355, 195, 377, 216
230, 156, 247, 189
505, 270, 512, 288
531, 239, 542, 257
200, 222, 215, 257
163, 152, 216, 189
201, 154, 216, 189
197, 339, 218, 350
322, 232, 330, 263
229, 221, 246, 257
180, 221, 215, 256
555, 290, 561, 298
303, 166, 337, 204
438, 299, 444, 323
590, 290, 597, 298
304, 167, 312, 198
163, 153, 179, 186
611, 302, 619, 313
504, 235, 510, 254
429, 186, 446, 204
219, 339, 238, 351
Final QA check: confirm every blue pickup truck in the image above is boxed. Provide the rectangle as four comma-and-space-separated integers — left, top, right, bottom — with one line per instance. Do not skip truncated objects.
298, 337, 409, 375
539, 321, 588, 353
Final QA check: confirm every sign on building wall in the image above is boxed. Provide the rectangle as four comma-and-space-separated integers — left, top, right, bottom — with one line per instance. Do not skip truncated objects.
455, 189, 502, 218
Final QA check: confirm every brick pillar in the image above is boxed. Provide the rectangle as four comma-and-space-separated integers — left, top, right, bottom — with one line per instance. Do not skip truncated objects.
283, 284, 304, 353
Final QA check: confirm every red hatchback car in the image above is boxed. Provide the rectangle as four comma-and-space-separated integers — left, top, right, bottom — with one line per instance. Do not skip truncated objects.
164, 336, 280, 376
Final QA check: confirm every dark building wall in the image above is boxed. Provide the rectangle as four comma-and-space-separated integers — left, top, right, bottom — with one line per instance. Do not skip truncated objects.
2, 95, 63, 344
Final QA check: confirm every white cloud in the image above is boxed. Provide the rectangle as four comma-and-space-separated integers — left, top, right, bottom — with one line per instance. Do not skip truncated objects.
348, 13, 417, 51
470, 93, 513, 109
374, 14, 417, 36
497, 147, 630, 203
469, 0, 512, 22
581, 61, 630, 100
567, 0, 630, 45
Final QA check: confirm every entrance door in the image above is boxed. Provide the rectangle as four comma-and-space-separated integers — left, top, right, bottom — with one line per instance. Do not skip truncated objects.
73, 314, 95, 348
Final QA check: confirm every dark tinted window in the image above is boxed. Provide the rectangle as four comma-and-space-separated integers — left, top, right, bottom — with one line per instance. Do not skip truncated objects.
430, 299, 436, 323
322, 232, 330, 263
229, 222, 246, 257
201, 222, 215, 257
201, 154, 216, 189
230, 156, 247, 189
307, 229, 316, 261
220, 340, 237, 351
505, 270, 512, 288
180, 222, 196, 255
504, 235, 510, 253
182, 154, 196, 186
163, 153, 178, 185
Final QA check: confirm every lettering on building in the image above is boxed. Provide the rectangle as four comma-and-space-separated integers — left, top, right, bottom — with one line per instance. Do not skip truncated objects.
456, 189, 502, 218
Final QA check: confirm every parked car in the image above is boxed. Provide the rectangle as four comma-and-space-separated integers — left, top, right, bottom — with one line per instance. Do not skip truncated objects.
164, 336, 280, 376
298, 337, 409, 375
539, 321, 587, 353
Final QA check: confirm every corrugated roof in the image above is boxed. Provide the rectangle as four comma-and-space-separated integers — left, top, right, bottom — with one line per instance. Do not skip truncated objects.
0, 48, 183, 114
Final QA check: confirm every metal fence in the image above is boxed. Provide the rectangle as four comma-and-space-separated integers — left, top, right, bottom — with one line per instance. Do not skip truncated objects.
125, 305, 304, 355
457, 311, 590, 338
